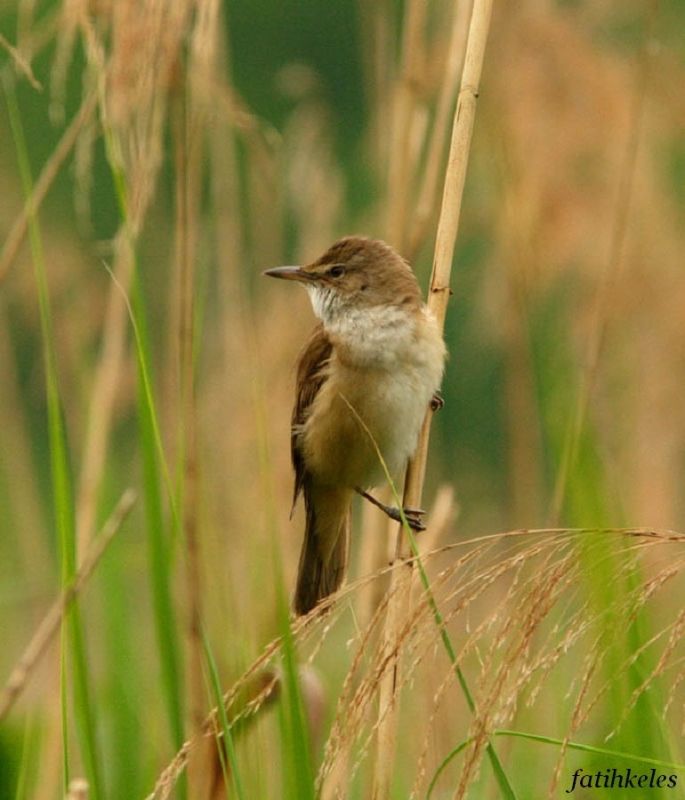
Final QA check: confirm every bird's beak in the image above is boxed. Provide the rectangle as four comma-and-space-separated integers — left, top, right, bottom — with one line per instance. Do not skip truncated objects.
262, 266, 315, 283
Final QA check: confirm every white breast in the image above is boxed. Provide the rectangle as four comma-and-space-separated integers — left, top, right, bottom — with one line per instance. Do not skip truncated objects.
301, 302, 446, 487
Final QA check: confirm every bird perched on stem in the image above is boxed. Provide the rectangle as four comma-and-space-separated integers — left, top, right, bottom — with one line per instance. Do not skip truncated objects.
264, 236, 446, 615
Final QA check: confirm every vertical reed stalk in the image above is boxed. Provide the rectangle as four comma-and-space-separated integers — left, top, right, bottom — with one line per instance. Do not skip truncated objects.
75, 221, 136, 560
174, 85, 204, 738
372, 2, 498, 798
385, 0, 426, 251
182, 5, 221, 789
408, 0, 473, 258
357, 0, 392, 186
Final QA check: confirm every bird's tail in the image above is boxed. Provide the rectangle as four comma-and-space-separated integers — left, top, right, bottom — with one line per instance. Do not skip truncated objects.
294, 484, 351, 615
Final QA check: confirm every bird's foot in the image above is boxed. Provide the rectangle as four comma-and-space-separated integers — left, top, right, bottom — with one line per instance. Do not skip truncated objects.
386, 504, 426, 532
356, 488, 426, 531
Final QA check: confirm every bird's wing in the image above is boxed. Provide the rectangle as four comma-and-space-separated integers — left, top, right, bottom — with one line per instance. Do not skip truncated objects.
291, 324, 332, 513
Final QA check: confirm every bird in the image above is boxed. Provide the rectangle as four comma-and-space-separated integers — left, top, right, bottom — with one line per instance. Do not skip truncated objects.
264, 236, 446, 615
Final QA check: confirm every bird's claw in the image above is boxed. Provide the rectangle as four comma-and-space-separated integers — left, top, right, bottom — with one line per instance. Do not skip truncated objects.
356, 487, 427, 531
403, 507, 427, 532
388, 505, 426, 531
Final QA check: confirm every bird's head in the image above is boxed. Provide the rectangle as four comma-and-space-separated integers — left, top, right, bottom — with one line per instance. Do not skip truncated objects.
263, 236, 421, 324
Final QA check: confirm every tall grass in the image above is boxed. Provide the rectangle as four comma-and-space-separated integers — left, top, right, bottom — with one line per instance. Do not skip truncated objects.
4, 74, 102, 798
1, 1, 685, 799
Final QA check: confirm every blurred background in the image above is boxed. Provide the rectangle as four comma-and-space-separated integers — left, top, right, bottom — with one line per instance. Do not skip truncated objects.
1, 0, 684, 798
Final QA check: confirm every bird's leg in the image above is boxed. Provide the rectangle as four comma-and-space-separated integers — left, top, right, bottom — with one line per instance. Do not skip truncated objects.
355, 488, 426, 531
431, 390, 444, 411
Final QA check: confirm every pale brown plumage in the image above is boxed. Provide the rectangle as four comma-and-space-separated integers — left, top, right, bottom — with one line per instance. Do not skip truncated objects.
290, 325, 347, 614
265, 236, 446, 615
291, 324, 331, 513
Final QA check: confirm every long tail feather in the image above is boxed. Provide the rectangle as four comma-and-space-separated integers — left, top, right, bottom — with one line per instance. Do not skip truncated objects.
294, 483, 351, 615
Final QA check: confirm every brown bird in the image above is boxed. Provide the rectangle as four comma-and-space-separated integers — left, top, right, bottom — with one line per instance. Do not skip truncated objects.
264, 236, 446, 615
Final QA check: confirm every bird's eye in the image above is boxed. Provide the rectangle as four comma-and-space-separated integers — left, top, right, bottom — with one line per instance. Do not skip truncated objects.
328, 264, 345, 278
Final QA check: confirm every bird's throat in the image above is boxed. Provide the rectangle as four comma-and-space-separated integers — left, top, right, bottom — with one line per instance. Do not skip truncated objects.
320, 302, 420, 370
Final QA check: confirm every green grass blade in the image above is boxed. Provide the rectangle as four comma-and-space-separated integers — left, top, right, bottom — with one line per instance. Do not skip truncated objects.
14, 714, 41, 800
426, 737, 473, 798
202, 630, 247, 800
132, 277, 185, 752
60, 624, 69, 794
339, 395, 517, 800
99, 132, 186, 757
4, 74, 103, 799
427, 730, 685, 798
493, 730, 685, 771
533, 294, 677, 778
99, 536, 145, 798
393, 504, 516, 800
280, 628, 316, 800
274, 565, 315, 800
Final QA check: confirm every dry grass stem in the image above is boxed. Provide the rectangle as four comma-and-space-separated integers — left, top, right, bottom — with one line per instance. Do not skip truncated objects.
421, 483, 458, 554
408, 0, 473, 258
0, 90, 97, 284
373, 1, 493, 796
385, 0, 426, 251
427, 0, 494, 329
0, 32, 42, 90
0, 489, 135, 721
5, 4, 685, 795
355, 493, 394, 629
176, 0, 221, 759
75, 231, 136, 559
65, 778, 89, 800
358, 1, 390, 185
143, 526, 685, 798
